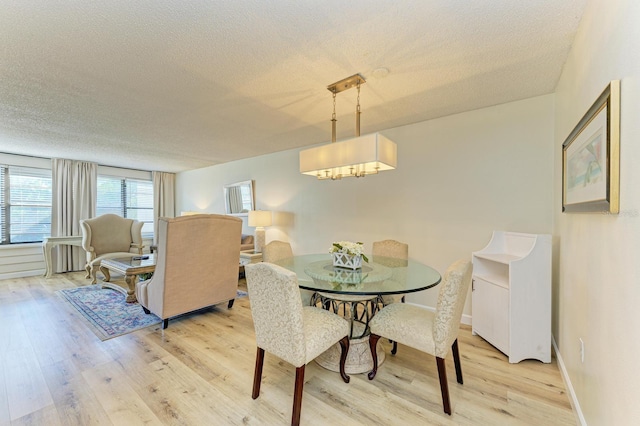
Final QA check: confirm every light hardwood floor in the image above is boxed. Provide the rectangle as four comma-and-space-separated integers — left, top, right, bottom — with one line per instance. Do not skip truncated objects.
0, 272, 576, 425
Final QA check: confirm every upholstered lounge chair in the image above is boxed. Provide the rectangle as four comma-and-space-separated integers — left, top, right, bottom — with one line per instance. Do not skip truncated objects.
80, 214, 144, 284
136, 214, 242, 329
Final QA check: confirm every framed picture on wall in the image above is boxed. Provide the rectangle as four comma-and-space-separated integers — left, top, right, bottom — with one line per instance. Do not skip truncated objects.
562, 80, 620, 213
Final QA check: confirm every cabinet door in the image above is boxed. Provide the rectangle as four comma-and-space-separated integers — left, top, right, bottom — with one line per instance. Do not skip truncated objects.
472, 277, 509, 355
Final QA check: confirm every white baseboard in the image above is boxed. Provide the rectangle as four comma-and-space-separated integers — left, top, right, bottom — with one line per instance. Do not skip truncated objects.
552, 335, 586, 425
0, 269, 45, 281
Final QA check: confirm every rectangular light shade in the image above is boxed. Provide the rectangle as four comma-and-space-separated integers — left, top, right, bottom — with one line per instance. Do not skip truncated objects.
248, 210, 272, 227
299, 132, 397, 179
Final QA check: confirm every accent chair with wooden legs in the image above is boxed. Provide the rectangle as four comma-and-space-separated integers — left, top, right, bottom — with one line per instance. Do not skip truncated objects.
367, 259, 472, 415
244, 262, 350, 426
80, 214, 144, 284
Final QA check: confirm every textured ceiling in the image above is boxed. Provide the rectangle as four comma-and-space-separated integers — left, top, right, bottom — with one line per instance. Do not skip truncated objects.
0, 0, 587, 173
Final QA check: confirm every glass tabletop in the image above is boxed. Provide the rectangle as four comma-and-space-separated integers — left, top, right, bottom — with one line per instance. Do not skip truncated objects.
272, 254, 441, 296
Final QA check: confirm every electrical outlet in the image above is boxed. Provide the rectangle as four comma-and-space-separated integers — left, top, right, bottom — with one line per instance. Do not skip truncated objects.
579, 338, 585, 363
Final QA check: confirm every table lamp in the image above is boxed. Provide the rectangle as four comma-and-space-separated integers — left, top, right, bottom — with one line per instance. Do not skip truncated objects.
248, 210, 272, 253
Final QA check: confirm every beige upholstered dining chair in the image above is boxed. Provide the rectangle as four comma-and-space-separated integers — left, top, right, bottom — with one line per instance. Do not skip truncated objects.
244, 262, 350, 426
80, 214, 144, 284
372, 239, 409, 305
262, 240, 294, 263
367, 259, 472, 415
372, 239, 409, 354
262, 240, 315, 306
136, 214, 242, 329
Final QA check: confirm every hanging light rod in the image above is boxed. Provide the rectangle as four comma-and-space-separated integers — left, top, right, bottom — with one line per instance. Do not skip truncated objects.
299, 73, 397, 180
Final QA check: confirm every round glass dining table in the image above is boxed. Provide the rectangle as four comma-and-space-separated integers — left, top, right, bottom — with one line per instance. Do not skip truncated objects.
272, 253, 441, 294
272, 254, 442, 374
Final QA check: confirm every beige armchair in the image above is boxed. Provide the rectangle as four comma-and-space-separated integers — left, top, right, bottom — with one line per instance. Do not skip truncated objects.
80, 214, 144, 284
241, 234, 254, 251
136, 214, 242, 329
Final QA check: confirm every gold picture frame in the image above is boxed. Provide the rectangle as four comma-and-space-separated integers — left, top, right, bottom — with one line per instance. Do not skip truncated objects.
562, 80, 620, 213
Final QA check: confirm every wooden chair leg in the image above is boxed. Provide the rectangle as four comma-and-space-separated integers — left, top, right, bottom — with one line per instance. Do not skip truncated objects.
436, 357, 452, 415
391, 341, 398, 355
142, 307, 150, 315
228, 299, 235, 309
337, 336, 350, 383
162, 319, 169, 329
452, 339, 463, 384
252, 347, 265, 399
292, 365, 305, 426
367, 334, 381, 380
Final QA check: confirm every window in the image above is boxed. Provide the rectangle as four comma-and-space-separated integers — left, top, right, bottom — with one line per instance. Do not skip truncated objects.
97, 176, 154, 237
0, 165, 52, 244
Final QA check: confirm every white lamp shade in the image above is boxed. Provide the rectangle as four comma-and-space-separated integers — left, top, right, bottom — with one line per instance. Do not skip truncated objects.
299, 132, 397, 179
248, 210, 272, 227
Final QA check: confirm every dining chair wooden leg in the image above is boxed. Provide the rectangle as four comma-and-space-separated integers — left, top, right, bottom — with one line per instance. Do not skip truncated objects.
452, 339, 463, 384
391, 341, 398, 355
162, 319, 169, 329
292, 365, 305, 426
337, 336, 351, 383
368, 334, 382, 380
228, 299, 235, 309
252, 347, 265, 399
436, 357, 452, 415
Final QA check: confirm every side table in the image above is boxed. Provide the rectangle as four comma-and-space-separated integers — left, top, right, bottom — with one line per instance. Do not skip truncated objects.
239, 250, 262, 277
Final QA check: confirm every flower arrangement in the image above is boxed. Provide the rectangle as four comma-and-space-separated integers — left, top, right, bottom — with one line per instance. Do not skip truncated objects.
329, 241, 369, 269
329, 241, 369, 263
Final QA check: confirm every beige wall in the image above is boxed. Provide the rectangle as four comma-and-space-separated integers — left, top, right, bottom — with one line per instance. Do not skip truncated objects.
177, 94, 555, 318
553, 0, 640, 423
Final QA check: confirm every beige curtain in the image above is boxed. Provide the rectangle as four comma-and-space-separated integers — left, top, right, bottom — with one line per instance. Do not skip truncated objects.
51, 159, 97, 272
153, 171, 175, 244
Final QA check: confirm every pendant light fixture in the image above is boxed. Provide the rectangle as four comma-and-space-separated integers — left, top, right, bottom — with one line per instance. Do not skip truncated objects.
299, 74, 397, 180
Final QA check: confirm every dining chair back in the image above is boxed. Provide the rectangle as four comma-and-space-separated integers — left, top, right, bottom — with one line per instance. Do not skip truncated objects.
262, 240, 294, 263
372, 239, 409, 353
245, 262, 351, 426
367, 259, 472, 415
262, 240, 314, 306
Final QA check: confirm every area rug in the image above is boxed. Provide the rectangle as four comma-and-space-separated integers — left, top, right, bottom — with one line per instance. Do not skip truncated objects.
57, 285, 162, 340
58, 285, 248, 341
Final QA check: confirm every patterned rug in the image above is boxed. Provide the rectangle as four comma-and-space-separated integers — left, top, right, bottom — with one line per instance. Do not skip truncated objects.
58, 285, 248, 341
57, 284, 162, 340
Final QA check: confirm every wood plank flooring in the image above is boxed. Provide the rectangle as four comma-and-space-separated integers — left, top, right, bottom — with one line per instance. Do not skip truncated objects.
0, 272, 576, 425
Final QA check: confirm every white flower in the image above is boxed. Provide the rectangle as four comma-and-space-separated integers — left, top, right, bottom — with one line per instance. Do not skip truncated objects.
329, 241, 368, 262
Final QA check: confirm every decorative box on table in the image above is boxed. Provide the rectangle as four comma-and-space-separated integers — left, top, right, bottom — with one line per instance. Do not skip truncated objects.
332, 252, 362, 270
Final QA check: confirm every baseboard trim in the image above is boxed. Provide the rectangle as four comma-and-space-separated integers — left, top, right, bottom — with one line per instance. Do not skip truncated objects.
552, 335, 586, 425
0, 269, 45, 281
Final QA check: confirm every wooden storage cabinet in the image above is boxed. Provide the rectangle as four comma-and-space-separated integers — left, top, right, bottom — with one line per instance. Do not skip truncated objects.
471, 231, 551, 363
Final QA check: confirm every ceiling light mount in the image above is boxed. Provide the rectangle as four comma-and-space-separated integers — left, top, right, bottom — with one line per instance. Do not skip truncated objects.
327, 73, 366, 94
299, 73, 397, 180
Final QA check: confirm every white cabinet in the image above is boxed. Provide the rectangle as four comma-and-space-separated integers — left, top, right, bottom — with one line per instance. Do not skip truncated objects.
472, 231, 551, 363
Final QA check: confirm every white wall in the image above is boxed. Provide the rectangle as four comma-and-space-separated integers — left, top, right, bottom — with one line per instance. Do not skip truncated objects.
553, 0, 640, 423
177, 94, 555, 317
